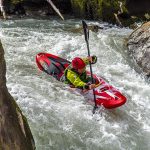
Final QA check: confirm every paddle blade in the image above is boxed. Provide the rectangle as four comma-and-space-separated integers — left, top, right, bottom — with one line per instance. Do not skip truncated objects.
82, 20, 89, 42
92, 105, 98, 114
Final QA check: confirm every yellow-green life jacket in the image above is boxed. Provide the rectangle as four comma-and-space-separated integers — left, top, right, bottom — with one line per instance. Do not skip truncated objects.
64, 58, 90, 89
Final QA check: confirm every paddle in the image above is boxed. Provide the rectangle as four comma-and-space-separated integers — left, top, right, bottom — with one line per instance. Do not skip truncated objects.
82, 20, 98, 114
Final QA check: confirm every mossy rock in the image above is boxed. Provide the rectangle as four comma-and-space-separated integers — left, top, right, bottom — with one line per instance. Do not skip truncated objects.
71, 0, 103, 19
102, 0, 124, 23
70, 0, 127, 21
11, 0, 23, 5
71, 0, 86, 17
84, 0, 103, 19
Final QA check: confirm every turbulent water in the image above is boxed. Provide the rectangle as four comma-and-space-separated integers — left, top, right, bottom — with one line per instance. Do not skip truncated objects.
0, 18, 150, 150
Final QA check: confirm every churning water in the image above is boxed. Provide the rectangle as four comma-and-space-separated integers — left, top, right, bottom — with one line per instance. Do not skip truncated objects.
0, 18, 150, 150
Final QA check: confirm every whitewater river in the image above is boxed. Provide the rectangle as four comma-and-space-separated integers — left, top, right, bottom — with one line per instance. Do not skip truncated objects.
0, 18, 150, 150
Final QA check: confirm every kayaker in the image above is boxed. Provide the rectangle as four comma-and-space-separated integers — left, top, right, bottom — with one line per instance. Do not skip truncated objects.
64, 56, 97, 91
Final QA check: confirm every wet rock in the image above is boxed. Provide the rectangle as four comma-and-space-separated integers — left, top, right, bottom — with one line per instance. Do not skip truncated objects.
127, 22, 150, 77
0, 40, 35, 150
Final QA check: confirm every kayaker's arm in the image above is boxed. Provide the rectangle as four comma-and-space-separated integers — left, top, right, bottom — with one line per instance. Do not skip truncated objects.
66, 69, 89, 90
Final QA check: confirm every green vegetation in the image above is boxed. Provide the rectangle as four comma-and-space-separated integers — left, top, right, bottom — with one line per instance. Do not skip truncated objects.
71, 0, 127, 21
71, 0, 86, 17
11, 0, 23, 5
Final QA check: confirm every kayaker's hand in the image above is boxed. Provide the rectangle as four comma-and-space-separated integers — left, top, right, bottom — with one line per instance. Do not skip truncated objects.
89, 84, 96, 90
91, 55, 97, 64
87, 56, 93, 63
87, 56, 97, 64
82, 89, 89, 93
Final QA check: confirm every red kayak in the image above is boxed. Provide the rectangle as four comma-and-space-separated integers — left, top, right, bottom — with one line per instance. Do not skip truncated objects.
36, 52, 127, 109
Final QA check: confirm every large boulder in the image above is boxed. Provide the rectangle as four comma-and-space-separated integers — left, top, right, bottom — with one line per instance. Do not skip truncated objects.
0, 40, 35, 150
127, 22, 150, 77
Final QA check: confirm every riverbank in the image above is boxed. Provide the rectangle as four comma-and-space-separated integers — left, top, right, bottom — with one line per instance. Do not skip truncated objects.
0, 39, 35, 150
1, 0, 149, 28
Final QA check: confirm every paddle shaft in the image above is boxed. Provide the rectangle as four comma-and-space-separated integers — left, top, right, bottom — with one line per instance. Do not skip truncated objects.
82, 20, 97, 112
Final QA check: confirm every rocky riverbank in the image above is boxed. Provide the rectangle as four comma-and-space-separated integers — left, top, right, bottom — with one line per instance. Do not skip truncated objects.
1, 0, 149, 28
127, 21, 150, 77
0, 40, 35, 150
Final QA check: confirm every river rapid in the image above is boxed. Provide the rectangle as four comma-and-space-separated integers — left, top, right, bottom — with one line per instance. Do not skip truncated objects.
0, 18, 150, 150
